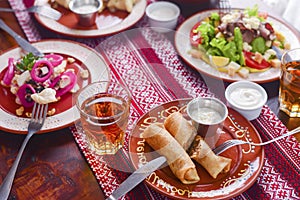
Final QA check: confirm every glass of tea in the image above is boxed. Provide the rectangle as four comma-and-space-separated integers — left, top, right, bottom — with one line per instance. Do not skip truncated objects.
280, 48, 300, 117
75, 81, 131, 155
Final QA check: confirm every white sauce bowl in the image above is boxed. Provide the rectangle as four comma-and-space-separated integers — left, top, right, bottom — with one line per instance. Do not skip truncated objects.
225, 81, 268, 121
146, 1, 180, 33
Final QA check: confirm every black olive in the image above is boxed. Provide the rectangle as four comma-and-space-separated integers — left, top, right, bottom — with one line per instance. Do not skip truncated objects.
35, 85, 45, 93
25, 94, 33, 102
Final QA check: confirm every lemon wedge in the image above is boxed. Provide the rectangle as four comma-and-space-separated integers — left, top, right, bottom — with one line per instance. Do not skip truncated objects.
211, 56, 230, 67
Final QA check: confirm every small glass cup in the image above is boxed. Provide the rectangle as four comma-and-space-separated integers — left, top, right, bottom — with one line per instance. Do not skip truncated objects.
279, 48, 300, 117
187, 97, 228, 147
76, 81, 131, 155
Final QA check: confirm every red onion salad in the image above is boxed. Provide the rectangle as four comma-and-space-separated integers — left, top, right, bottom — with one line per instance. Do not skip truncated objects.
1, 53, 88, 115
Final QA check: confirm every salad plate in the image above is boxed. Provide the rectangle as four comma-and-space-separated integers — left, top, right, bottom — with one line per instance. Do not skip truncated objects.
33, 0, 147, 38
0, 39, 110, 134
175, 9, 300, 83
129, 98, 264, 200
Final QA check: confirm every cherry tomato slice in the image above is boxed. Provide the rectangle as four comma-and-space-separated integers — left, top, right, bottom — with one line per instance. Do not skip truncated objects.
244, 51, 271, 70
190, 21, 202, 48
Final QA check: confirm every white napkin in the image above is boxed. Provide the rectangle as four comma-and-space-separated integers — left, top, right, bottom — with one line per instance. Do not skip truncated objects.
282, 0, 300, 31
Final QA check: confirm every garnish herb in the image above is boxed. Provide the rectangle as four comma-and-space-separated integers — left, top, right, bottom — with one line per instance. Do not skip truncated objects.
16, 53, 39, 71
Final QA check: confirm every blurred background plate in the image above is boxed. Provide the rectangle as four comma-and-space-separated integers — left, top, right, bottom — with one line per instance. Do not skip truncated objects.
33, 0, 147, 38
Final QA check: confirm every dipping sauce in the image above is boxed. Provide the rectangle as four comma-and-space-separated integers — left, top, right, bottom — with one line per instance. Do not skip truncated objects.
150, 7, 176, 20
72, 4, 99, 14
189, 107, 223, 125
229, 87, 262, 109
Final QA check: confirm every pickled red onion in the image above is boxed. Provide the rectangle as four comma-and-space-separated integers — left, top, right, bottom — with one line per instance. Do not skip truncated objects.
30, 60, 53, 82
44, 54, 64, 67
2, 58, 15, 86
17, 84, 36, 107
50, 71, 77, 97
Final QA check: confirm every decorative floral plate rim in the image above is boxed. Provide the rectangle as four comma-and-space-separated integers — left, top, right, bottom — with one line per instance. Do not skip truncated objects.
174, 9, 300, 83
0, 39, 110, 134
129, 98, 265, 199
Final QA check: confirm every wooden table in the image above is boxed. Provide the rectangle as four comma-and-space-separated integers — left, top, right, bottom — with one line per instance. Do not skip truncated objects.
0, 2, 105, 200
0, 0, 299, 199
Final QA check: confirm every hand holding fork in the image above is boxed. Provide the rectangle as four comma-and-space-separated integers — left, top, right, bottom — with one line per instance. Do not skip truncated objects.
0, 103, 48, 200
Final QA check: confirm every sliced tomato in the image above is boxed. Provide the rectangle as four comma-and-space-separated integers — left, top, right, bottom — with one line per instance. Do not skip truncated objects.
244, 51, 271, 70
258, 12, 268, 20
190, 21, 202, 47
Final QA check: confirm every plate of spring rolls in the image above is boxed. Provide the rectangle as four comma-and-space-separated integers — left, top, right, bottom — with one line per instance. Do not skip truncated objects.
129, 98, 265, 199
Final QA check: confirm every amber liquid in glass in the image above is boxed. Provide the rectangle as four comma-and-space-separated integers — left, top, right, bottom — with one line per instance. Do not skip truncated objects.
279, 61, 300, 117
80, 93, 129, 154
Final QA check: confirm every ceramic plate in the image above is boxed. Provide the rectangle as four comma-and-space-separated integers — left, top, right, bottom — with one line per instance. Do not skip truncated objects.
33, 0, 147, 38
174, 9, 300, 83
129, 98, 264, 199
0, 39, 110, 134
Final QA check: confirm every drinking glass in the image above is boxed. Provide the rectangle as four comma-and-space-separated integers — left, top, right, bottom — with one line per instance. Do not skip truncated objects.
76, 81, 131, 155
280, 48, 300, 117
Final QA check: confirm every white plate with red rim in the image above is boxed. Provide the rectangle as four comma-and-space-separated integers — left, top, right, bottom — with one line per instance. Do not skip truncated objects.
0, 39, 110, 134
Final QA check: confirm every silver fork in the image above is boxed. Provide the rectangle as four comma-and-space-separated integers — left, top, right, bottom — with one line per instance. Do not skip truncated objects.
0, 103, 48, 200
0, 5, 62, 20
219, 0, 231, 14
213, 126, 300, 155
0, 19, 44, 57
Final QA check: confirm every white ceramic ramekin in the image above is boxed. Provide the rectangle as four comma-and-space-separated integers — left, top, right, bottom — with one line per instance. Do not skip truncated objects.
225, 81, 268, 121
145, 1, 180, 33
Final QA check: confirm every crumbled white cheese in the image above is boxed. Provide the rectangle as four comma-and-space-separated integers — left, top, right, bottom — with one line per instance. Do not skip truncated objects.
221, 11, 240, 24
243, 42, 252, 52
40, 66, 49, 76
53, 60, 67, 77
31, 88, 58, 104
59, 75, 71, 89
243, 16, 260, 30
15, 70, 30, 86
266, 40, 272, 48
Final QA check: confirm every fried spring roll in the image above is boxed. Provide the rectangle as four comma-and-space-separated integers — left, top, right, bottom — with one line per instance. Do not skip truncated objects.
141, 123, 200, 184
164, 112, 231, 179
190, 135, 232, 179
164, 112, 197, 151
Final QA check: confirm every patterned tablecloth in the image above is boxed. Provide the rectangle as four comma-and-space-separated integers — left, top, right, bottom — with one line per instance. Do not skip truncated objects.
7, 0, 300, 199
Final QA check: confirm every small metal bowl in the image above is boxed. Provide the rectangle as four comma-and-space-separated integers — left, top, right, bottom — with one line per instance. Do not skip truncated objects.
69, 0, 102, 27
187, 97, 228, 146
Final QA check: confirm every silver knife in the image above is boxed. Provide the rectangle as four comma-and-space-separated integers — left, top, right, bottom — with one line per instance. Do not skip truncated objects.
106, 156, 167, 200
0, 19, 44, 57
